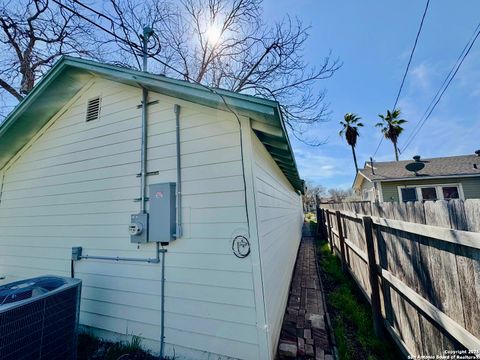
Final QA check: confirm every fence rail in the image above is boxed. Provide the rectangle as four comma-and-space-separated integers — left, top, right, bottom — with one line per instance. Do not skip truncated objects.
317, 199, 480, 357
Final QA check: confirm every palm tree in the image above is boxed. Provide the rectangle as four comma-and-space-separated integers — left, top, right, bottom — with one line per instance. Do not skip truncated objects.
376, 109, 407, 161
339, 113, 364, 173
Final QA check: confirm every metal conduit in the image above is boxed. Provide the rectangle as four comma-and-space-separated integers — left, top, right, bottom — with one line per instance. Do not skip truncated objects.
174, 104, 182, 239
72, 27, 168, 359
140, 87, 148, 213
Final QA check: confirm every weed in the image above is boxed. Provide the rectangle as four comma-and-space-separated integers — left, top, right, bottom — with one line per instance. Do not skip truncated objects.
77, 332, 159, 360
317, 241, 400, 360
304, 212, 317, 223
332, 316, 352, 360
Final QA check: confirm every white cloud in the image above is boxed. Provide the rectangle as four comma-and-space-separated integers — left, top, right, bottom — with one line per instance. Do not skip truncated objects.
293, 146, 356, 185
410, 63, 432, 91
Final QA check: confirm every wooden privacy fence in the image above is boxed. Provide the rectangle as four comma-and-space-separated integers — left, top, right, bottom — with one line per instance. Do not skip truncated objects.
317, 199, 480, 357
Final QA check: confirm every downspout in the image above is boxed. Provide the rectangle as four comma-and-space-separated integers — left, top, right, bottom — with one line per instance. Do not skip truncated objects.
174, 104, 182, 239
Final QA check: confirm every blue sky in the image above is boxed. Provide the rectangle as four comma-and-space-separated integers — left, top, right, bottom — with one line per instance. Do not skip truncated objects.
2, 1, 479, 191
263, 0, 480, 189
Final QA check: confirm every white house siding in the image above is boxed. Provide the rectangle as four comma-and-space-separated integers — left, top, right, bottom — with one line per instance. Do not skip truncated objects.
0, 78, 263, 359
250, 133, 303, 358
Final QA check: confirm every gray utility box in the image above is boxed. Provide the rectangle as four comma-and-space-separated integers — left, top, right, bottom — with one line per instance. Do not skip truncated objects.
149, 182, 177, 244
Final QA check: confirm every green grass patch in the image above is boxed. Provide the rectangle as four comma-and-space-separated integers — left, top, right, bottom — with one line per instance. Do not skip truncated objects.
332, 315, 352, 360
304, 212, 317, 223
318, 241, 399, 360
304, 212, 318, 235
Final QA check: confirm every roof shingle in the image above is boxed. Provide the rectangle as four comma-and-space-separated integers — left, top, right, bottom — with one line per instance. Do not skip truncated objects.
359, 154, 480, 182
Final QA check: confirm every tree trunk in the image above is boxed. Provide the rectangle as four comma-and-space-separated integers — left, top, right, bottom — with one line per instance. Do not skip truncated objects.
393, 141, 399, 161
351, 145, 359, 173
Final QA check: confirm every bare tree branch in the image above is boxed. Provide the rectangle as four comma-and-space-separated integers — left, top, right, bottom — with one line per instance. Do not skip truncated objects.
0, 77, 22, 100
0, 0, 100, 103
0, 0, 341, 145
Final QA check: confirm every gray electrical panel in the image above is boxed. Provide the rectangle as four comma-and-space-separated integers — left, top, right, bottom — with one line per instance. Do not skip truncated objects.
130, 212, 149, 243
149, 182, 176, 244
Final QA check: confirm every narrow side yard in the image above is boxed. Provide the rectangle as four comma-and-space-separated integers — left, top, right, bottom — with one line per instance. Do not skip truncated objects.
316, 240, 400, 360
277, 224, 335, 359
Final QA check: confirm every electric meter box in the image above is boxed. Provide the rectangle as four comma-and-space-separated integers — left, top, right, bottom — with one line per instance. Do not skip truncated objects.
130, 212, 148, 243
148, 182, 177, 243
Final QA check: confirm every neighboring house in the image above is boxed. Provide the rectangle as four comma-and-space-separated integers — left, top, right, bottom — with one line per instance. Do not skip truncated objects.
353, 153, 480, 203
0, 57, 304, 360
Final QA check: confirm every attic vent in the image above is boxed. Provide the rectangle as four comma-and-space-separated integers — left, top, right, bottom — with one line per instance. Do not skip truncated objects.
86, 96, 101, 122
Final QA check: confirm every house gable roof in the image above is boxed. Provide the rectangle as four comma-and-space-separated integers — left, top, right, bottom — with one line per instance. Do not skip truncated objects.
0, 56, 303, 191
356, 154, 480, 184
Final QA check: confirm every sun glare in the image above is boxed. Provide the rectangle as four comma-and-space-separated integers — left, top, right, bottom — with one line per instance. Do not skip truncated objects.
206, 24, 222, 45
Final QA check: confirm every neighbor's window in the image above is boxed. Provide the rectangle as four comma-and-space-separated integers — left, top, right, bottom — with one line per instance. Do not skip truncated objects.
442, 186, 459, 200
421, 187, 437, 201
401, 188, 417, 202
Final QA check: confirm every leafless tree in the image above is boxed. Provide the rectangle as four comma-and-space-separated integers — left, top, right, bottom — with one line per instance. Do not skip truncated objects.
0, 0, 99, 119
1, 0, 340, 144
303, 182, 326, 210
327, 188, 353, 203
94, 0, 341, 144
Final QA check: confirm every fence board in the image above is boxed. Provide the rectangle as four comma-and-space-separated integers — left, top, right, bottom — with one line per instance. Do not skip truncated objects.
461, 199, 480, 338
320, 199, 480, 356
383, 202, 422, 354
424, 201, 464, 326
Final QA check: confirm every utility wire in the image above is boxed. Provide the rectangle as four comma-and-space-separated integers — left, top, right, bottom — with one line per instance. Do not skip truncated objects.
52, 0, 254, 232
371, 136, 384, 160
371, 0, 430, 160
400, 21, 480, 153
393, 0, 430, 111
71, 0, 142, 69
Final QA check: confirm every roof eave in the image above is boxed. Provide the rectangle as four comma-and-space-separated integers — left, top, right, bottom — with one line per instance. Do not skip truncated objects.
352, 170, 371, 189
0, 56, 303, 191
375, 173, 480, 182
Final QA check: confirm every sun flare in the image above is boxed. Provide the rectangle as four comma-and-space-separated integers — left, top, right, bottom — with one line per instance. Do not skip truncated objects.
206, 24, 222, 44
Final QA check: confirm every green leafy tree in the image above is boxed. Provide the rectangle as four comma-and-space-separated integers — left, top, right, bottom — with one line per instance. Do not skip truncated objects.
376, 109, 407, 161
339, 113, 363, 173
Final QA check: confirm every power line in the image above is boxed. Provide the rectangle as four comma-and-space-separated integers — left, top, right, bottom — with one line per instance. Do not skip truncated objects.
54, 1, 205, 89
71, 0, 142, 69
52, 0, 254, 232
400, 21, 480, 153
371, 137, 384, 160
371, 0, 430, 159
401, 21, 480, 152
392, 0, 430, 111
52, 0, 141, 52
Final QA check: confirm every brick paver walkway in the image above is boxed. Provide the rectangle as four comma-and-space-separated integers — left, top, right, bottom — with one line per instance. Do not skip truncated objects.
277, 225, 335, 359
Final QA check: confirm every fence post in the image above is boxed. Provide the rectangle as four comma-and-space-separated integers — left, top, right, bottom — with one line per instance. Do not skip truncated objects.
320, 208, 328, 240
335, 211, 347, 272
325, 210, 333, 253
321, 209, 328, 240
363, 216, 384, 340
315, 203, 321, 238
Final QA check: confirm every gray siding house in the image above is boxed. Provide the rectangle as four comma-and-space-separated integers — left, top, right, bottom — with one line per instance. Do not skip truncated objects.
353, 153, 480, 202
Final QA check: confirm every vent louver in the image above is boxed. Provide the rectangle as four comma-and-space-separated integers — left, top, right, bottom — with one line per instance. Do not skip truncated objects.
86, 96, 101, 122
